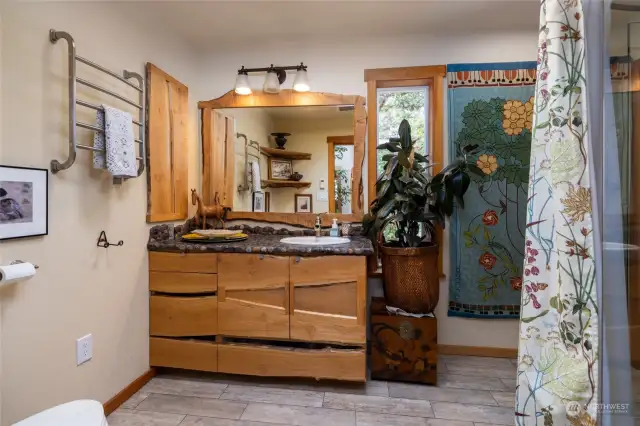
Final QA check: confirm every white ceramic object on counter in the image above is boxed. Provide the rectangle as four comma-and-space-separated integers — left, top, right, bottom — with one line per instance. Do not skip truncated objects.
280, 236, 350, 245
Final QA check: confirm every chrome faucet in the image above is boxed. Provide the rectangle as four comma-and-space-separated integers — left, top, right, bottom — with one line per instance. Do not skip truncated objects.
315, 213, 324, 237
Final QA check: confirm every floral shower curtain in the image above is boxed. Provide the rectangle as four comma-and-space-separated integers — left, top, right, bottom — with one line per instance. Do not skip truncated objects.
515, 0, 600, 424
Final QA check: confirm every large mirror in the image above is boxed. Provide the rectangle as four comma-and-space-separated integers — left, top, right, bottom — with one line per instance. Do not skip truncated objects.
220, 106, 354, 214
199, 90, 366, 227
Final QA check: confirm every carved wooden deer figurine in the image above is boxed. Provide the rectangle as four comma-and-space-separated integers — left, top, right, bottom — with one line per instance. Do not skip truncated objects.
191, 189, 228, 229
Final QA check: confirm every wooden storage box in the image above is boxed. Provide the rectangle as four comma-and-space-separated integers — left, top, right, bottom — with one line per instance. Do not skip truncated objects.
369, 297, 437, 384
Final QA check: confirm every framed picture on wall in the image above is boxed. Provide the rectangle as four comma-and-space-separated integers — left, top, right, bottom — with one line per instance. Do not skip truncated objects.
294, 194, 313, 213
253, 192, 265, 212
268, 158, 293, 180
0, 165, 48, 241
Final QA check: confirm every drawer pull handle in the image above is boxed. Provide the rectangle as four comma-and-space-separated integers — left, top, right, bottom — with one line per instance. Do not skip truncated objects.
295, 256, 301, 263
259, 254, 265, 260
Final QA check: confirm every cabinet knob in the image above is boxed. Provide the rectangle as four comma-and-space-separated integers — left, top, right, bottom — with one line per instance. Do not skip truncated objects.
295, 256, 301, 263
259, 254, 265, 260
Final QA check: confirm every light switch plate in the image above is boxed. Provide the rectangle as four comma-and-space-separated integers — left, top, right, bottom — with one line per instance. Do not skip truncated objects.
317, 191, 328, 202
76, 334, 93, 366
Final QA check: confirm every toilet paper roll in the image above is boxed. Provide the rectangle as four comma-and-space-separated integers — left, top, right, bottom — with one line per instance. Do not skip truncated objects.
0, 262, 36, 285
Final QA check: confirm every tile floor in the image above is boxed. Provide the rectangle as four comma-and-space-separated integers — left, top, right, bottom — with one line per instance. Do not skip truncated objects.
108, 355, 519, 425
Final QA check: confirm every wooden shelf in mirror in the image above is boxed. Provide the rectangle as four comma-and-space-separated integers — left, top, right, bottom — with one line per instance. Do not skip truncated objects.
262, 180, 311, 189
260, 147, 311, 160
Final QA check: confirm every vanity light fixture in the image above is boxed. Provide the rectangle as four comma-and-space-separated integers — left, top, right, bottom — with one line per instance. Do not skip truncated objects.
263, 66, 281, 94
292, 66, 310, 92
234, 67, 252, 95
234, 63, 310, 95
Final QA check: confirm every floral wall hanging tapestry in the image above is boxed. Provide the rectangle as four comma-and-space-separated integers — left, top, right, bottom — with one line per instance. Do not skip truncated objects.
447, 61, 537, 319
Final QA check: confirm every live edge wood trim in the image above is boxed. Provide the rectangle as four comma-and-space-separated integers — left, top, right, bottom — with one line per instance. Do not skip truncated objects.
103, 368, 156, 416
438, 344, 518, 359
226, 212, 362, 228
199, 90, 366, 227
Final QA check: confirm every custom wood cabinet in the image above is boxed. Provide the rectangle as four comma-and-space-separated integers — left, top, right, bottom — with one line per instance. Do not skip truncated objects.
217, 254, 290, 339
289, 256, 366, 344
148, 251, 367, 381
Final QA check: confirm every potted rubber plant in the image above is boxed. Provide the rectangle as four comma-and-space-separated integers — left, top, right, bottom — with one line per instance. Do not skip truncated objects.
362, 119, 479, 314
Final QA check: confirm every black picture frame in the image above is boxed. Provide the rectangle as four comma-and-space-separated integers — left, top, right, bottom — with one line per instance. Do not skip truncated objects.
252, 191, 265, 212
0, 165, 49, 241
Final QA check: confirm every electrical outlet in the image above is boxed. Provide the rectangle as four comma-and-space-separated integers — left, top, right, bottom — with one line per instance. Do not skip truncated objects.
76, 334, 93, 366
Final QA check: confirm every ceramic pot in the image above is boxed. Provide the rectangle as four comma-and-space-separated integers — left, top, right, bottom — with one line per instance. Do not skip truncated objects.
271, 132, 291, 149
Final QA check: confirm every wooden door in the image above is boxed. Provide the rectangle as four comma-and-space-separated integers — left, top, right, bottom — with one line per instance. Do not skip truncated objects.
146, 63, 189, 223
217, 253, 290, 339
202, 109, 235, 206
289, 256, 366, 344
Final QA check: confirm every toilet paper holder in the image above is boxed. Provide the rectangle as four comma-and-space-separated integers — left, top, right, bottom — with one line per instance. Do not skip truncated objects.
10, 260, 39, 269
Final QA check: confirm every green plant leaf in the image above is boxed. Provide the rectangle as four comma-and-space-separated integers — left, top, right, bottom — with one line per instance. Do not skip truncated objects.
377, 198, 398, 218
381, 153, 394, 162
414, 152, 429, 163
398, 151, 412, 169
450, 171, 471, 198
467, 164, 485, 177
398, 119, 412, 151
377, 143, 401, 152
377, 180, 391, 198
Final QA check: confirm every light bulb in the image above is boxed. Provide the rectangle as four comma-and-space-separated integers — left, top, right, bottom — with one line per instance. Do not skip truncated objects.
263, 70, 281, 93
293, 69, 310, 92
234, 72, 252, 95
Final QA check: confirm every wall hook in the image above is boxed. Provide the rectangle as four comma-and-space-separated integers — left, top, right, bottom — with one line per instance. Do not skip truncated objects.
97, 230, 123, 248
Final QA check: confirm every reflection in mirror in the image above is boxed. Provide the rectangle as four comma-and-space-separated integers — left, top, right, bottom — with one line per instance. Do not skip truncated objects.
328, 136, 354, 214
218, 106, 355, 214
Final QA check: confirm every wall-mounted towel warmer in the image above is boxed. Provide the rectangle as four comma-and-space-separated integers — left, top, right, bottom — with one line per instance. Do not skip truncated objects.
49, 29, 146, 183
237, 133, 261, 192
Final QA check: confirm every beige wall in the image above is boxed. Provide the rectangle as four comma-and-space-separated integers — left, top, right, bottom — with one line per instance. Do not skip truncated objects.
0, 3, 202, 423
269, 115, 353, 213
200, 31, 537, 350
0, 5, 537, 422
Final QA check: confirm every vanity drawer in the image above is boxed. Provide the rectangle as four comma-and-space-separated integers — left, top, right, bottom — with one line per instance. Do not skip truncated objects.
150, 337, 217, 372
149, 252, 218, 274
150, 295, 218, 337
150, 271, 218, 294
290, 255, 365, 284
218, 343, 366, 382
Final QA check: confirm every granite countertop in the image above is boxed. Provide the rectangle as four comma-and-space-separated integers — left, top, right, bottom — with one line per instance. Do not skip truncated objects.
147, 221, 374, 256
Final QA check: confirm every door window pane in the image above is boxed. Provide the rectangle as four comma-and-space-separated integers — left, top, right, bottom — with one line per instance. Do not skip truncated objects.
376, 86, 429, 176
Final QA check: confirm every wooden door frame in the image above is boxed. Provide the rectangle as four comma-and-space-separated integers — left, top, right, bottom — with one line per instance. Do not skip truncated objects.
364, 65, 446, 276
327, 135, 355, 213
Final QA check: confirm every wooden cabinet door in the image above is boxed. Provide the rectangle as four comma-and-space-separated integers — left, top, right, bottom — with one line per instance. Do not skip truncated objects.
218, 253, 290, 339
289, 256, 366, 344
146, 63, 189, 223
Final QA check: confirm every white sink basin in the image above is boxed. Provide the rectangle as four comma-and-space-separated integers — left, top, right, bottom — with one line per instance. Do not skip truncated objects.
280, 236, 351, 246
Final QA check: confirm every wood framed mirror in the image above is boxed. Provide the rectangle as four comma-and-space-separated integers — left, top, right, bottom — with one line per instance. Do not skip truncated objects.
198, 90, 366, 227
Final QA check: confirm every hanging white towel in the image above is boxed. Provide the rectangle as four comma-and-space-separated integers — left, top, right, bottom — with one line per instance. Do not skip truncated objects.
92, 109, 107, 169
92, 105, 136, 178
250, 160, 262, 192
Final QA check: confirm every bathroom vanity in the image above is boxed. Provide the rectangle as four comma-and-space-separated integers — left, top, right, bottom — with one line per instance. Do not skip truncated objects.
146, 88, 372, 381
147, 228, 373, 382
